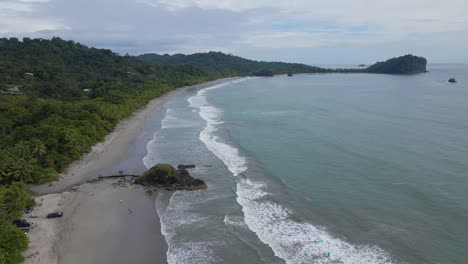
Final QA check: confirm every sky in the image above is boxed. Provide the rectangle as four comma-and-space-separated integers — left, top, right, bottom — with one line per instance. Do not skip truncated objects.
1, 0, 467, 64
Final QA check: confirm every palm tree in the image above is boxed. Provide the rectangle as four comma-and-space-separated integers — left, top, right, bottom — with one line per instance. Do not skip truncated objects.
11, 158, 34, 182
13, 142, 30, 159
31, 142, 47, 159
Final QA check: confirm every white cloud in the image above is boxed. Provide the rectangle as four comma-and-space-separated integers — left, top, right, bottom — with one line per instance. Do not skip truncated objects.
151, 0, 468, 31
0, 0, 35, 12
0, 0, 467, 63
0, 0, 63, 33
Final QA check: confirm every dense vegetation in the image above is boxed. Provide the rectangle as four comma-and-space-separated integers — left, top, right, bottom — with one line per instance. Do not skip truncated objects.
135, 163, 206, 190
0, 183, 32, 264
366, 54, 427, 74
137, 163, 178, 184
137, 51, 328, 76
137, 52, 428, 75
0, 37, 217, 263
0, 37, 427, 263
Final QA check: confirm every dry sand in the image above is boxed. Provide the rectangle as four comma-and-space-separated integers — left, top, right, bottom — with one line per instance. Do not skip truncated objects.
24, 180, 167, 264
30, 77, 237, 195
24, 78, 238, 264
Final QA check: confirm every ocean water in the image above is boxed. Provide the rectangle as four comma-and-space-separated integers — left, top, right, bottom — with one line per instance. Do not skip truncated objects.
144, 65, 468, 264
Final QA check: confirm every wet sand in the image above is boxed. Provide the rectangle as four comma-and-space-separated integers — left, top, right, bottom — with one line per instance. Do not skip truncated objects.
24, 78, 238, 264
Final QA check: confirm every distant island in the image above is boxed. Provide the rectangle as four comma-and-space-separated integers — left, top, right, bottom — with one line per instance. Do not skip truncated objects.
365, 55, 427, 74
137, 52, 427, 76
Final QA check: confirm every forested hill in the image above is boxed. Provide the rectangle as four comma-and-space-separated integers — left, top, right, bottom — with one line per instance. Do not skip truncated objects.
0, 37, 427, 263
0, 37, 218, 264
136, 51, 328, 76
0, 37, 216, 100
365, 54, 427, 74
137, 52, 428, 75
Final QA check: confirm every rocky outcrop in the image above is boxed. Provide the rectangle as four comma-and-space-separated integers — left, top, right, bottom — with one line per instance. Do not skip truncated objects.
135, 163, 206, 191
448, 78, 457, 83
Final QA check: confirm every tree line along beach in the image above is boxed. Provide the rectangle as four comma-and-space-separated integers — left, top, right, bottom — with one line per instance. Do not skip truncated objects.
0, 37, 444, 264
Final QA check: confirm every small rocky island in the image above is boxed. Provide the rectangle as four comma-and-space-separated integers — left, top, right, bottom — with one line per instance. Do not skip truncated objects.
448, 78, 457, 83
365, 54, 427, 74
134, 163, 207, 191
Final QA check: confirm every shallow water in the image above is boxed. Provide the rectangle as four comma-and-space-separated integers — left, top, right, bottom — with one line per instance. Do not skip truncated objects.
145, 65, 468, 264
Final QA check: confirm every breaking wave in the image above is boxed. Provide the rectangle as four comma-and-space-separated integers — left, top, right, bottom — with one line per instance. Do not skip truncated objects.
189, 79, 397, 264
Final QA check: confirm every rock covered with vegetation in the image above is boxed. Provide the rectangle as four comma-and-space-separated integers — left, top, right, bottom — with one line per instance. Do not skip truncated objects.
135, 164, 206, 191
365, 54, 427, 74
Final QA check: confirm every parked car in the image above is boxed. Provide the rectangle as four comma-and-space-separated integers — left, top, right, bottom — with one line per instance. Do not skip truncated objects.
24, 208, 33, 214
13, 219, 31, 228
47, 212, 63, 218
19, 227, 30, 233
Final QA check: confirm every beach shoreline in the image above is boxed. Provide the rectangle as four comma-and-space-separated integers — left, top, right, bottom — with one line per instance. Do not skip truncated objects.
24, 77, 239, 264
29, 77, 238, 196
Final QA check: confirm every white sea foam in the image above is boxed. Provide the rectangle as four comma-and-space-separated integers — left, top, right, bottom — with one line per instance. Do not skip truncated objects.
223, 215, 249, 229
148, 79, 253, 264
144, 106, 198, 168
161, 108, 197, 129
166, 241, 220, 264
143, 131, 159, 168
191, 78, 397, 264
189, 79, 250, 176
157, 191, 217, 264
236, 179, 395, 264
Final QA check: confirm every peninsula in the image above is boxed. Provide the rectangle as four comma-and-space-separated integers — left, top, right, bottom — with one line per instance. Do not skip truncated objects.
137, 52, 427, 75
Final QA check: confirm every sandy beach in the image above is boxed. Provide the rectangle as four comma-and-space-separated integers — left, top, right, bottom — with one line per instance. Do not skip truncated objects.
30, 77, 237, 196
24, 181, 167, 264
24, 78, 237, 264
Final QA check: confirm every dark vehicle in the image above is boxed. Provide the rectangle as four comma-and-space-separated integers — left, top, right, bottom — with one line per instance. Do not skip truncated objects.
19, 227, 30, 233
47, 212, 63, 218
24, 208, 33, 214
13, 219, 31, 228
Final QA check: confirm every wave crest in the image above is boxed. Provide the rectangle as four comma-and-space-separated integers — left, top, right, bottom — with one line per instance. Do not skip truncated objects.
190, 78, 397, 264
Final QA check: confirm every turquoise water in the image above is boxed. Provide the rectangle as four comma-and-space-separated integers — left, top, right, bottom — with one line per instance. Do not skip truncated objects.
146, 65, 468, 264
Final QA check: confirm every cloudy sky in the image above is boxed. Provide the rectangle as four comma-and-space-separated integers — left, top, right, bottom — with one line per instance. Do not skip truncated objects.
1, 0, 467, 64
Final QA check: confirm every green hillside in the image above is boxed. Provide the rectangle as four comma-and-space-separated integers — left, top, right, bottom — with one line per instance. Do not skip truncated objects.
0, 37, 216, 264
366, 54, 427, 74
137, 51, 428, 75
0, 37, 427, 263
137, 51, 327, 76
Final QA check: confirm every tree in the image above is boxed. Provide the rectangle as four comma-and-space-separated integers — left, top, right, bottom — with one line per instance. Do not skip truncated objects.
0, 221, 28, 264
0, 182, 33, 220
